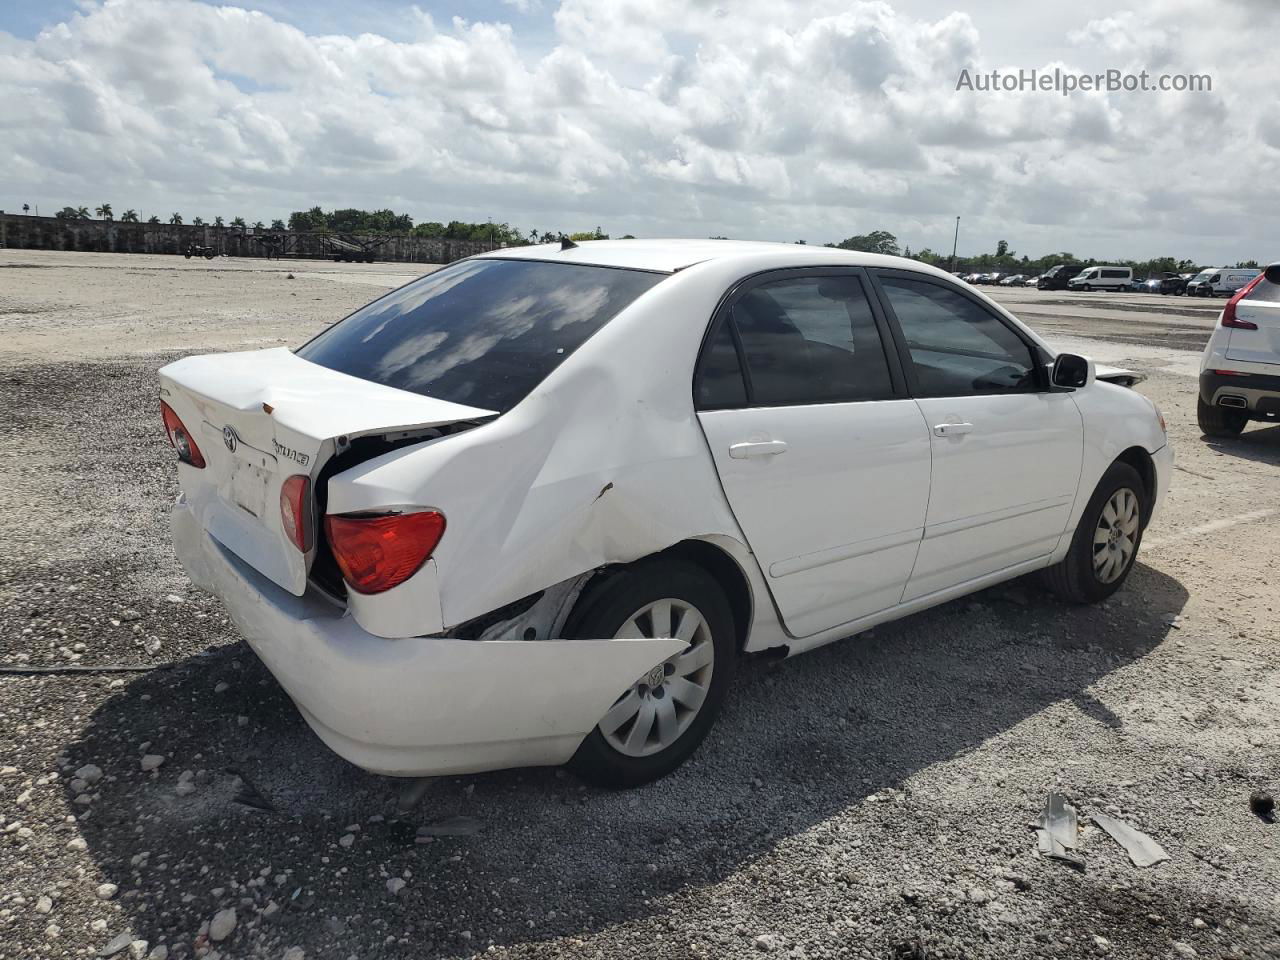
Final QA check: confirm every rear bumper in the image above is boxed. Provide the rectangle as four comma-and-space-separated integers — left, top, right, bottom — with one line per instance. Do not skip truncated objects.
172, 500, 683, 777
1199, 370, 1280, 416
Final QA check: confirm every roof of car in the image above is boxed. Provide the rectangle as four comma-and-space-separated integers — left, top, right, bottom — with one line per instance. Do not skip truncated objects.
473, 238, 923, 274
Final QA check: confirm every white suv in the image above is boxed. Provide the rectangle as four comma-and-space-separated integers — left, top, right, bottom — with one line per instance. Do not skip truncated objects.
1198, 262, 1280, 437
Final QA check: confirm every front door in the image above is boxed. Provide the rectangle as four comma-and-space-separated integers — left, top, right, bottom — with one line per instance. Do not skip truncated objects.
693, 269, 932, 638
871, 271, 1084, 601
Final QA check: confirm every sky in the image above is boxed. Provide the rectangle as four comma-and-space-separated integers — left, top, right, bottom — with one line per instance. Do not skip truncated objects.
1, 0, 1275, 264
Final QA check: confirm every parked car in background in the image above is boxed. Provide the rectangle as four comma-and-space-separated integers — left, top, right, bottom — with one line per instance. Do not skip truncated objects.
1164, 272, 1197, 295
999, 274, 1027, 286
1187, 267, 1261, 298
1068, 266, 1134, 292
159, 239, 1172, 786
1197, 262, 1280, 436
1036, 264, 1082, 290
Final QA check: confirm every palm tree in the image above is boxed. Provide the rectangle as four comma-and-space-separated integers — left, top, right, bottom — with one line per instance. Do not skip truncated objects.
95, 203, 113, 220
270, 219, 286, 231
231, 216, 246, 228
213, 215, 224, 228
169, 213, 183, 225
253, 221, 265, 230
147, 215, 160, 224
120, 209, 139, 223
192, 216, 205, 226
75, 206, 90, 219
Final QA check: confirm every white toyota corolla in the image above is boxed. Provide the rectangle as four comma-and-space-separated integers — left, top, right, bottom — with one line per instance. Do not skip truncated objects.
160, 240, 1172, 786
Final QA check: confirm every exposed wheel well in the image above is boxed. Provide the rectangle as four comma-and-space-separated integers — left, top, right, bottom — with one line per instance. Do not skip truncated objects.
660, 540, 753, 653
577, 540, 754, 655
1114, 446, 1156, 525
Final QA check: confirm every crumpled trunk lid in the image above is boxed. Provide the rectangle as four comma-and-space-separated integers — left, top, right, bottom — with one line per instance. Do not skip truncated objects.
159, 347, 496, 596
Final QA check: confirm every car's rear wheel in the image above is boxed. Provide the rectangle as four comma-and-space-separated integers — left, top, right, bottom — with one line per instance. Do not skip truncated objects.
1081, 283, 1092, 292
1041, 462, 1147, 604
565, 559, 735, 787
1197, 395, 1248, 437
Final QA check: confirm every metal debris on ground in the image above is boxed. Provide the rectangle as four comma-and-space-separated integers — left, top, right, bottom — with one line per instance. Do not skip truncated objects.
226, 768, 275, 812
1034, 792, 1085, 870
1090, 812, 1170, 867
416, 815, 482, 838
1250, 790, 1275, 823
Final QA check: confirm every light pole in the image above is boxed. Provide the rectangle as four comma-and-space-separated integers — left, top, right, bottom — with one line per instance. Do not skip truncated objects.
950, 216, 960, 272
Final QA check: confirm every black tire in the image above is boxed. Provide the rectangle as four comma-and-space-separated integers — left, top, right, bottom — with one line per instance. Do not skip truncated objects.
1081, 284, 1092, 292
565, 558, 736, 787
1197, 395, 1248, 438
1041, 462, 1147, 604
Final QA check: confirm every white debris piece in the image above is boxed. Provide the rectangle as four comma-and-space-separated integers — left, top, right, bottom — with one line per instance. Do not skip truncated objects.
208, 908, 237, 942
139, 755, 166, 773
1091, 812, 1170, 868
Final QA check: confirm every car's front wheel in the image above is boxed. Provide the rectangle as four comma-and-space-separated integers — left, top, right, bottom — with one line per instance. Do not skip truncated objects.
1197, 395, 1248, 437
1042, 462, 1147, 603
565, 558, 735, 787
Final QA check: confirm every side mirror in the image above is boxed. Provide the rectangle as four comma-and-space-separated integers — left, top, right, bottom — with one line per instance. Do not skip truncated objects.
1265, 262, 1280, 285
1052, 353, 1091, 389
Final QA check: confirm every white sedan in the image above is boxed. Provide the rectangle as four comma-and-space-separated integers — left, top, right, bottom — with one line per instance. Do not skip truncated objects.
160, 240, 1172, 786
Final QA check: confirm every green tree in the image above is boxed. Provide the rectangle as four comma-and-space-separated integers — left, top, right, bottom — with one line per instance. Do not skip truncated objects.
270, 219, 286, 231
213, 215, 224, 228
95, 203, 113, 220
169, 213, 184, 225
75, 205, 90, 219
147, 215, 160, 224
829, 230, 900, 256
192, 216, 205, 226
996, 239, 1009, 257
253, 221, 265, 230
54, 207, 82, 219
120, 209, 139, 223
231, 216, 246, 228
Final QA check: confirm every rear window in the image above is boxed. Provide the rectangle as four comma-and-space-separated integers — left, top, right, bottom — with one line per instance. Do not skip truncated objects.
296, 259, 665, 412
1245, 276, 1280, 303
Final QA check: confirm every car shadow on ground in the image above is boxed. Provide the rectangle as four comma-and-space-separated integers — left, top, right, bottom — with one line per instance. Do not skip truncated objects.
1200, 422, 1280, 466
64, 562, 1194, 958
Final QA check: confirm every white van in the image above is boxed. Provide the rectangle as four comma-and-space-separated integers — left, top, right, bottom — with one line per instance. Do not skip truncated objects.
1067, 266, 1133, 291
1187, 267, 1261, 298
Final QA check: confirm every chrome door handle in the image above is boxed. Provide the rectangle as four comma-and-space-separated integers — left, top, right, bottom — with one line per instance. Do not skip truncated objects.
933, 422, 974, 437
728, 440, 789, 459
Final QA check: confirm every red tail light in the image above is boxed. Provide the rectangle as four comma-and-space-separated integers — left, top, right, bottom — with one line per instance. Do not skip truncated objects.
1222, 276, 1264, 329
160, 400, 205, 468
324, 511, 445, 595
279, 475, 312, 552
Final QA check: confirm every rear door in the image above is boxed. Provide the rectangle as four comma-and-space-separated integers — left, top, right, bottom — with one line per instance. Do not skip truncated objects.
869, 270, 1083, 601
694, 268, 932, 638
1224, 273, 1280, 366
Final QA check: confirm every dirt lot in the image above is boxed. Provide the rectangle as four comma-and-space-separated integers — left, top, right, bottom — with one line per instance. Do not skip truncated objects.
1, 250, 1278, 960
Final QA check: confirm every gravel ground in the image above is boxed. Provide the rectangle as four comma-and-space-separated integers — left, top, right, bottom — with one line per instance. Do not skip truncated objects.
2, 251, 1278, 960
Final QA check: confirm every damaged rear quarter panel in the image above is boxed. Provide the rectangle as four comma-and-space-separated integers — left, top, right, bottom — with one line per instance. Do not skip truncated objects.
324, 261, 770, 635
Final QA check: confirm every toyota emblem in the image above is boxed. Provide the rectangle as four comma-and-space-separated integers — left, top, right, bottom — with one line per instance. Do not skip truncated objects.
223, 426, 238, 453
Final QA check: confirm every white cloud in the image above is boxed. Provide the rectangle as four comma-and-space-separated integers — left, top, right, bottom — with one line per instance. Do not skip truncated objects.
0, 0, 1274, 262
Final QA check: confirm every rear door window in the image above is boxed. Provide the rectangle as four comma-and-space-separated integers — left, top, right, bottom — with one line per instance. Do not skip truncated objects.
702, 274, 895, 407
297, 259, 665, 412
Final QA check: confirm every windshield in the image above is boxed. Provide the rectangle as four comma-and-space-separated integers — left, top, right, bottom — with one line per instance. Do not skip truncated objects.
296, 258, 665, 412
1192, 271, 1214, 280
